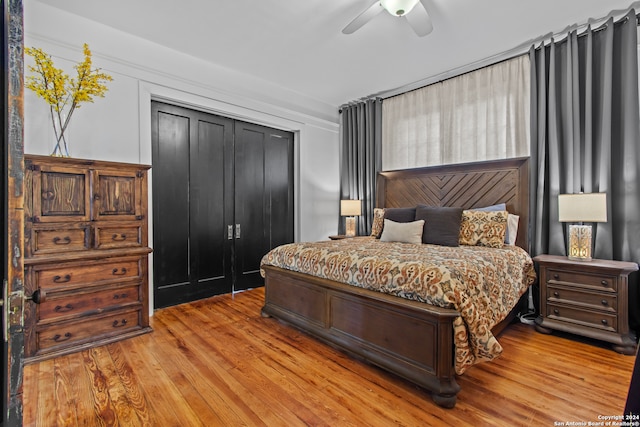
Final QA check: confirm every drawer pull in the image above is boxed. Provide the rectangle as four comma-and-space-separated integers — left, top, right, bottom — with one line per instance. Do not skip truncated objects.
111, 233, 127, 242
601, 299, 609, 306
113, 293, 129, 300
53, 332, 72, 342
112, 319, 128, 328
553, 309, 559, 315
553, 291, 559, 297
53, 274, 71, 283
601, 319, 608, 325
54, 304, 74, 313
601, 280, 609, 286
112, 268, 128, 276
52, 236, 71, 245
553, 274, 560, 280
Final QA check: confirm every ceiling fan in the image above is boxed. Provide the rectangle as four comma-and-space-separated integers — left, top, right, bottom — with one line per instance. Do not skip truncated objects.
342, 0, 434, 37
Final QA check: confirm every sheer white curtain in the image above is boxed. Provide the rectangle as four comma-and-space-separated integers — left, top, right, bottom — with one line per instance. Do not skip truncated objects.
382, 55, 531, 170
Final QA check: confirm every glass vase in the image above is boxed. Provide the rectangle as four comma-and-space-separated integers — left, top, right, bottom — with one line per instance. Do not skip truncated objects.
51, 112, 70, 157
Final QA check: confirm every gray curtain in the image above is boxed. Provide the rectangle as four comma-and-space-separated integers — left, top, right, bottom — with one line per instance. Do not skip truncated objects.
339, 98, 382, 236
530, 10, 640, 326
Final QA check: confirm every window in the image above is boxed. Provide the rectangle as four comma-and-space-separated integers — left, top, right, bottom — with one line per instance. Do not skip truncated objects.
382, 55, 530, 170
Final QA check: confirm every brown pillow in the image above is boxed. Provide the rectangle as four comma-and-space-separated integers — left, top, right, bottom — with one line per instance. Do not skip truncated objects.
415, 205, 463, 246
383, 207, 416, 223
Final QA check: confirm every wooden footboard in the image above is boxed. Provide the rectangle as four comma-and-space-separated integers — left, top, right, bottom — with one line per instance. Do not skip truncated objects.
260, 265, 462, 408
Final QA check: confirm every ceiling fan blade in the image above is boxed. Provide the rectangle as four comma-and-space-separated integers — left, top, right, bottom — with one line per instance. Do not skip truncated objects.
342, 2, 384, 34
405, 1, 434, 37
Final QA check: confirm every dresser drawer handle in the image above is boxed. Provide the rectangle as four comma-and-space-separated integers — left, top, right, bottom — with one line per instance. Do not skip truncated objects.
52, 236, 71, 245
601, 280, 609, 286
53, 274, 71, 283
112, 268, 128, 276
54, 304, 74, 313
553, 274, 560, 280
601, 319, 608, 325
112, 319, 128, 328
553, 291, 560, 297
553, 309, 559, 315
53, 332, 72, 342
111, 233, 127, 242
601, 299, 609, 306
113, 293, 129, 300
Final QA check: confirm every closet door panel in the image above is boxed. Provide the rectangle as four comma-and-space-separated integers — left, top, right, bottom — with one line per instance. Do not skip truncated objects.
234, 122, 268, 291
265, 132, 294, 248
152, 109, 191, 296
152, 103, 234, 308
190, 116, 233, 295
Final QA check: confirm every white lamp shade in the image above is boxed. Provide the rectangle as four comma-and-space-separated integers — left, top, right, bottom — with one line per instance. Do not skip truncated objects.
340, 200, 362, 217
558, 193, 607, 223
380, 0, 419, 16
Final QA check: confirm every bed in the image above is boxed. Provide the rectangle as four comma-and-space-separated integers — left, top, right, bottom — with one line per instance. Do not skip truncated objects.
260, 157, 535, 408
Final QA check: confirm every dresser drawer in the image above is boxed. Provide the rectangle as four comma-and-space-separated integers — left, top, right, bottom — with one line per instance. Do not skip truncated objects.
547, 303, 617, 332
38, 284, 140, 323
547, 285, 617, 313
94, 223, 143, 249
547, 268, 617, 292
37, 309, 142, 352
36, 257, 142, 291
28, 225, 91, 256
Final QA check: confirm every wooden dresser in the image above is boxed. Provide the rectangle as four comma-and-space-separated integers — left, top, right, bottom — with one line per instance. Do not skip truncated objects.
23, 155, 152, 362
534, 254, 638, 355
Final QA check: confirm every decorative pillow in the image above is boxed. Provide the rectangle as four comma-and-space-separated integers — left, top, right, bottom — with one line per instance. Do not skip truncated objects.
459, 210, 508, 248
370, 208, 385, 238
383, 207, 417, 223
414, 205, 463, 247
471, 203, 518, 245
379, 219, 424, 244
506, 213, 519, 245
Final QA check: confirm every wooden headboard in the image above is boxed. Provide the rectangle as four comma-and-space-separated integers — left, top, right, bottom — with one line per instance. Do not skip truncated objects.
376, 157, 530, 250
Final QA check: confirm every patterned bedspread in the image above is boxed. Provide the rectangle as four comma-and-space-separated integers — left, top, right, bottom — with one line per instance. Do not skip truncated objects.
260, 237, 536, 374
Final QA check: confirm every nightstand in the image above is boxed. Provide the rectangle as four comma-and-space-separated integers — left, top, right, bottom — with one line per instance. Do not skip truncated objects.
534, 254, 639, 354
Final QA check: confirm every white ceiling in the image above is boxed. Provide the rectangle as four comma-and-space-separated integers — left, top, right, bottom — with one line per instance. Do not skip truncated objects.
33, 0, 639, 111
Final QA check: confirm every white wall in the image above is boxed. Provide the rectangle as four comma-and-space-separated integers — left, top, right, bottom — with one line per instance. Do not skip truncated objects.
24, 2, 341, 307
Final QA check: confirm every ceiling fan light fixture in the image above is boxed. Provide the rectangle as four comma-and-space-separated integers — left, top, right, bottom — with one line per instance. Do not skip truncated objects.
380, 0, 420, 17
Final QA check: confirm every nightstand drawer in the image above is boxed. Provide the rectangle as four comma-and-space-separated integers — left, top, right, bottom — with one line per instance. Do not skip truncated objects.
547, 268, 617, 292
547, 303, 617, 332
547, 285, 617, 312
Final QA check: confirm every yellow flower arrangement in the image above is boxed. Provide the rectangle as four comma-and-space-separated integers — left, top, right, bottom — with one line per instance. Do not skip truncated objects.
25, 43, 113, 156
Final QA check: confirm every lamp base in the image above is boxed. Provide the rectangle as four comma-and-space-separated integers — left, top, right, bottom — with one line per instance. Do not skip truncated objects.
567, 224, 592, 261
345, 217, 356, 237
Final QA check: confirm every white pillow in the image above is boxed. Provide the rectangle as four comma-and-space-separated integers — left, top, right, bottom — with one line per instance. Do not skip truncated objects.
506, 214, 519, 245
379, 219, 424, 244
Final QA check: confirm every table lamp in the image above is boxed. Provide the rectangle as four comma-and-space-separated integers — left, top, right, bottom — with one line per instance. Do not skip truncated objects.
340, 200, 361, 237
558, 193, 607, 261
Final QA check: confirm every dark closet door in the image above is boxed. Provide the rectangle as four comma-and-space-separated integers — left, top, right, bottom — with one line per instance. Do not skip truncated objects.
152, 102, 294, 306
234, 122, 294, 291
152, 102, 234, 308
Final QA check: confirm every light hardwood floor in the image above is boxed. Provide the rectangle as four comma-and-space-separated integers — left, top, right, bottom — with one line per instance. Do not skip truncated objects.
23, 287, 635, 426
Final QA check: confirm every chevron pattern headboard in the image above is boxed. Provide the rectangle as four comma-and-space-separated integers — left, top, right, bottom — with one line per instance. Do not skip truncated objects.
376, 157, 529, 250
